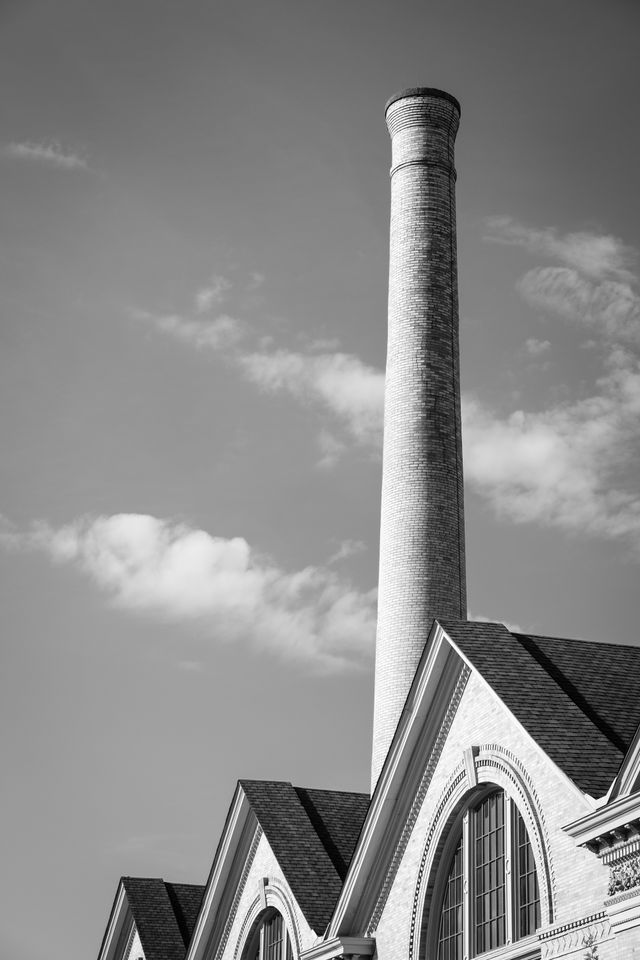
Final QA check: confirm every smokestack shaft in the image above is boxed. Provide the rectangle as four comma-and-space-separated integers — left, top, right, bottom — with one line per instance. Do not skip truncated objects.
372, 89, 466, 789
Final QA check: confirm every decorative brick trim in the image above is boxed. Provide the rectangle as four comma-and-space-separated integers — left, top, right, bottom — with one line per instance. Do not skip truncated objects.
476, 746, 555, 924
606, 885, 640, 905
539, 914, 610, 960
232, 896, 261, 960
265, 879, 303, 958
365, 665, 470, 935
408, 768, 466, 960
124, 923, 137, 960
214, 825, 262, 960
230, 878, 303, 960
389, 158, 457, 179
608, 852, 640, 897
601, 836, 640, 865
409, 744, 555, 960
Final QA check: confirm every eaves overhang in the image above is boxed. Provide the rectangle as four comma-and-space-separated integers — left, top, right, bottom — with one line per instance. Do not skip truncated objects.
564, 789, 640, 854
186, 784, 254, 960
97, 883, 133, 960
328, 621, 459, 936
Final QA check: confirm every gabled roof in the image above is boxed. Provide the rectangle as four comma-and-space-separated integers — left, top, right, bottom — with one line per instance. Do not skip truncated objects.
239, 780, 369, 934
440, 620, 640, 797
121, 877, 205, 960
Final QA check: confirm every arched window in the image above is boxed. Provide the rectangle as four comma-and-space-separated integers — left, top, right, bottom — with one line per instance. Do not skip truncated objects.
244, 910, 293, 960
435, 790, 540, 960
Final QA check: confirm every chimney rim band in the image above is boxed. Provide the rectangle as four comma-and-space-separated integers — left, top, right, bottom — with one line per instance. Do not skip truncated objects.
385, 87, 461, 116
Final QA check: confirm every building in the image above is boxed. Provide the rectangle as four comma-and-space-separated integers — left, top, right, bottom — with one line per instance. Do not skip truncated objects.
96, 89, 640, 960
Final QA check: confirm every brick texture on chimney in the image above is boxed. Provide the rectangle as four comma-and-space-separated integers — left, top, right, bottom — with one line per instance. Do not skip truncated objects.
371, 89, 467, 790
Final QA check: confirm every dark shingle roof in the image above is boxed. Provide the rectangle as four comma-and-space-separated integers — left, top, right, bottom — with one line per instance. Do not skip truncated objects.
121, 877, 204, 960
439, 620, 640, 798
239, 780, 369, 934
164, 882, 205, 945
295, 787, 370, 881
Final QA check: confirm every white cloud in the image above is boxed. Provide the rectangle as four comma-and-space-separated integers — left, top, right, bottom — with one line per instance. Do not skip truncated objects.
195, 275, 231, 313
132, 273, 385, 459
4, 513, 376, 670
316, 429, 348, 469
132, 308, 247, 351
462, 347, 640, 545
518, 267, 640, 343
327, 539, 366, 565
524, 338, 551, 357
4, 140, 89, 171
239, 348, 384, 446
484, 216, 634, 281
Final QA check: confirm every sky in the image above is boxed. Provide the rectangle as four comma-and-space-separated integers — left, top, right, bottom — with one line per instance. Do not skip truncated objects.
1, 1, 639, 958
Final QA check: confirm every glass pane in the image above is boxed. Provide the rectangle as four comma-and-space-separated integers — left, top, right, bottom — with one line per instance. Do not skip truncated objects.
263, 914, 285, 960
514, 808, 541, 938
473, 792, 505, 954
437, 835, 464, 960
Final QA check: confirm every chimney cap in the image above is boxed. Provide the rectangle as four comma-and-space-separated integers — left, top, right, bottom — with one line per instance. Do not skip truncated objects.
385, 87, 461, 116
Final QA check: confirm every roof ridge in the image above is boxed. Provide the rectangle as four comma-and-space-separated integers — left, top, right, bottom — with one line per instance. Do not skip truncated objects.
512, 630, 640, 650
439, 619, 628, 795
512, 634, 628, 753
298, 785, 370, 799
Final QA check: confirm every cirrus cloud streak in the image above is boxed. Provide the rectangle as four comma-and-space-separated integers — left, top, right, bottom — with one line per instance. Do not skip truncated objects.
4, 140, 89, 171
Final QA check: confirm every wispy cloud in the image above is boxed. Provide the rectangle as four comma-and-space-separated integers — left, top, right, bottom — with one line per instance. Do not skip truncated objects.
132, 308, 247, 351
4, 140, 89, 171
133, 237, 640, 550
195, 274, 231, 314
523, 338, 550, 357
518, 267, 640, 343
133, 276, 384, 456
463, 347, 640, 545
484, 216, 634, 282
327, 539, 366, 565
471, 217, 640, 546
2, 513, 376, 670
238, 348, 384, 446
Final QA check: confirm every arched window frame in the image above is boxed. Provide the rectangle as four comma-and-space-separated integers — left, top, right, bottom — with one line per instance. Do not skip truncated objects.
243, 909, 293, 960
428, 786, 541, 960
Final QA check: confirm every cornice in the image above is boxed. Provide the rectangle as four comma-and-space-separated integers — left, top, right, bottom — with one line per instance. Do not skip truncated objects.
300, 937, 375, 960
564, 790, 640, 849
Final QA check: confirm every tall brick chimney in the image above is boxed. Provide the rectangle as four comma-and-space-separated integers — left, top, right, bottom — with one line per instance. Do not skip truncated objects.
371, 88, 466, 789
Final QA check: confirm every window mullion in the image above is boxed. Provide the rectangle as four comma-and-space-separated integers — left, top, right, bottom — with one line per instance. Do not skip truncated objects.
505, 795, 513, 945
463, 810, 471, 960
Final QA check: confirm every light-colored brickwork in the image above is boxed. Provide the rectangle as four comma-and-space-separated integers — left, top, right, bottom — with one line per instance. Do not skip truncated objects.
125, 929, 144, 960
372, 89, 466, 789
373, 672, 613, 960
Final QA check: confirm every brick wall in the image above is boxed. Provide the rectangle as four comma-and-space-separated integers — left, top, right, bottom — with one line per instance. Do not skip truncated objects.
372, 90, 467, 788
374, 672, 614, 960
